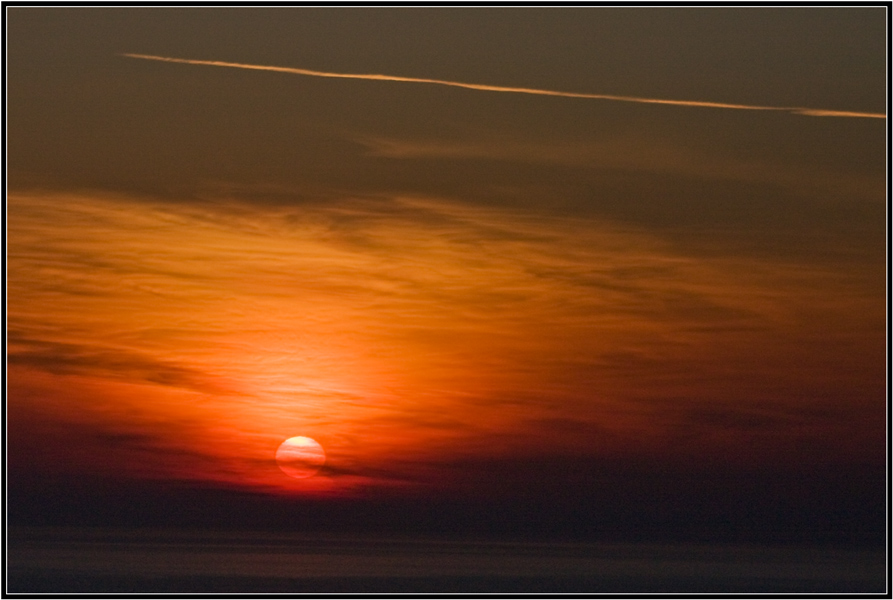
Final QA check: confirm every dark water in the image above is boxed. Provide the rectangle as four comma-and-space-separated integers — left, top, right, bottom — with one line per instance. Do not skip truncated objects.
7, 527, 886, 593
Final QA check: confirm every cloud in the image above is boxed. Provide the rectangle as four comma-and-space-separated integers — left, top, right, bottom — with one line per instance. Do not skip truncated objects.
7, 190, 883, 493
7, 333, 230, 395
355, 135, 881, 201
121, 53, 885, 119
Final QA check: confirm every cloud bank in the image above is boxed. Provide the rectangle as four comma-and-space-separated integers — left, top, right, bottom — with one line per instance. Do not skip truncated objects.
8, 191, 883, 494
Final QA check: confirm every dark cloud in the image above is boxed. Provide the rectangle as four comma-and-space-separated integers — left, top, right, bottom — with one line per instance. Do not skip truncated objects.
7, 333, 228, 395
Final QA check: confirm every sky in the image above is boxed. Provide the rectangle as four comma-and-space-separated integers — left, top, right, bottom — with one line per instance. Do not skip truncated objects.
6, 7, 888, 546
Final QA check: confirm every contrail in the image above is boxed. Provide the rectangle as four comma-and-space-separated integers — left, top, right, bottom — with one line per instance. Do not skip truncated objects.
121, 53, 885, 120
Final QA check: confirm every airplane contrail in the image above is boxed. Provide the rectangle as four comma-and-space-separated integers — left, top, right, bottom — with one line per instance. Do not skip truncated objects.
121, 53, 885, 120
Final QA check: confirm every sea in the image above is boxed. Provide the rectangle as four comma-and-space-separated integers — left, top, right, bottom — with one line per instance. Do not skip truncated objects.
6, 526, 886, 594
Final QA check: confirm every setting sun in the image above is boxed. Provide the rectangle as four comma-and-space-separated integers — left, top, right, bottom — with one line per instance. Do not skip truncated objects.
276, 437, 326, 479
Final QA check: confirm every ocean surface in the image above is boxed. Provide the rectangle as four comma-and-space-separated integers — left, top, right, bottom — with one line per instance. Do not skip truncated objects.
6, 527, 886, 593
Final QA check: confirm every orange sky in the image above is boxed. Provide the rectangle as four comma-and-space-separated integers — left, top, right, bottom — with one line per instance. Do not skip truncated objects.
8, 188, 884, 497
6, 8, 886, 534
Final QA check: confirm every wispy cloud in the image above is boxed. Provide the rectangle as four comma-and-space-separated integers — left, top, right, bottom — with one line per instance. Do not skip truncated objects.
8, 191, 883, 492
7, 333, 231, 395
356, 135, 883, 201
121, 53, 886, 119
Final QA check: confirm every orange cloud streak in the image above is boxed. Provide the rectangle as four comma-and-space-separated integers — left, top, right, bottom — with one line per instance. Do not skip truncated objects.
121, 53, 886, 119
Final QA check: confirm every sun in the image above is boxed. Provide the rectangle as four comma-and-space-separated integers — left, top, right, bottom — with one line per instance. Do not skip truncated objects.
275, 436, 326, 479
